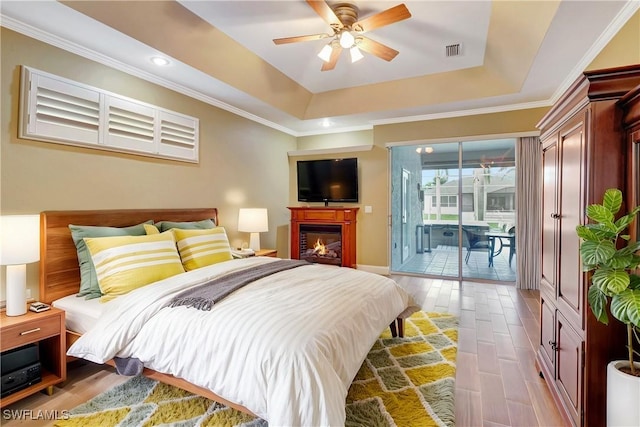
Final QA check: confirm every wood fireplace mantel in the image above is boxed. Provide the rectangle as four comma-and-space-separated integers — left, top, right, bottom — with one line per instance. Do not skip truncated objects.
288, 207, 359, 268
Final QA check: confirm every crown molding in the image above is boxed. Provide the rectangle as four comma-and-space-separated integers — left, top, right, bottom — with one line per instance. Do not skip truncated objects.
549, 0, 640, 105
1, 15, 299, 137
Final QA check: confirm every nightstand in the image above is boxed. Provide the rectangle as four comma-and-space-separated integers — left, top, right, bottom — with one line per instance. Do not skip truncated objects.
0, 307, 66, 407
255, 249, 278, 257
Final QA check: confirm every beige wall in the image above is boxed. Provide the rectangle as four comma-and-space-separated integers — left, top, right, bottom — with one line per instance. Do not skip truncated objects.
1, 29, 296, 300
287, 9, 640, 270
2, 8, 638, 301
288, 140, 387, 266
290, 108, 548, 268
587, 10, 640, 71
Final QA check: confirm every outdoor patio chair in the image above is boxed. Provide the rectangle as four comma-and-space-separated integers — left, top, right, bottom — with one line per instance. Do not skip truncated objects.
463, 226, 491, 265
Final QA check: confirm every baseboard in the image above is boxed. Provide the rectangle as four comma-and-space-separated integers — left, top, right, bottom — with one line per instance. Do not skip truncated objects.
356, 264, 390, 275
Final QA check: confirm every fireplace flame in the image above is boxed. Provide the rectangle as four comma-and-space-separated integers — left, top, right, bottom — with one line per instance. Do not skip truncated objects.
313, 238, 327, 255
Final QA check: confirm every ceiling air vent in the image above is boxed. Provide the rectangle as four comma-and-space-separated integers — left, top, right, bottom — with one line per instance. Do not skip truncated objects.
446, 44, 461, 57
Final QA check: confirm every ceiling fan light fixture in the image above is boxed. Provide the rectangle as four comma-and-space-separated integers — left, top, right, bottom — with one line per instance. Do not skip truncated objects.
317, 44, 333, 62
350, 46, 364, 63
339, 30, 355, 49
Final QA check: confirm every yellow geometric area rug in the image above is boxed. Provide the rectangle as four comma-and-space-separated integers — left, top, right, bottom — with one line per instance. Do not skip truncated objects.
55, 311, 458, 427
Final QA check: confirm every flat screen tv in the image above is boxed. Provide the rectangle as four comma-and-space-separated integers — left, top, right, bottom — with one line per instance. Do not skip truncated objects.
297, 158, 358, 205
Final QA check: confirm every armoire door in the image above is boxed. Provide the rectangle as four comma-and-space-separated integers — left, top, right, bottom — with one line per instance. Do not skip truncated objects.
541, 141, 558, 293
557, 117, 586, 329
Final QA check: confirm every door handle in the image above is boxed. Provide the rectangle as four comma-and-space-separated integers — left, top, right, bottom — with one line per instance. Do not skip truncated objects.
550, 213, 560, 219
548, 340, 558, 351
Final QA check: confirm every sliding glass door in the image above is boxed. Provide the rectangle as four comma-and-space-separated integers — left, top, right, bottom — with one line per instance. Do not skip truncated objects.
390, 139, 516, 282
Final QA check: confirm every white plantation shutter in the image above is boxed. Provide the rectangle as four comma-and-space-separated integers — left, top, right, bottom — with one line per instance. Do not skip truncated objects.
105, 96, 156, 154
158, 111, 198, 161
23, 70, 101, 144
20, 66, 199, 163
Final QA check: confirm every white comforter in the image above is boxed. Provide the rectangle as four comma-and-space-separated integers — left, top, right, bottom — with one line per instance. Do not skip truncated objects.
68, 257, 415, 426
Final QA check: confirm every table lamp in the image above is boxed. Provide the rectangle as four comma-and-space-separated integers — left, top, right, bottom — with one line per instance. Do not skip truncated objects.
0, 215, 40, 316
238, 208, 268, 251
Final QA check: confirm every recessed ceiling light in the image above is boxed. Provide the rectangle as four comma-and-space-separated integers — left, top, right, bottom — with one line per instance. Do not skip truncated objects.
150, 56, 170, 66
321, 118, 332, 128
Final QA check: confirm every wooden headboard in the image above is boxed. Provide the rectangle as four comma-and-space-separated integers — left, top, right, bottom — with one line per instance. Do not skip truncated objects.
39, 208, 219, 304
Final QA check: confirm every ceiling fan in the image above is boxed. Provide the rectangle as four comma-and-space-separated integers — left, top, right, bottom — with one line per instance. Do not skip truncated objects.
273, 1, 411, 71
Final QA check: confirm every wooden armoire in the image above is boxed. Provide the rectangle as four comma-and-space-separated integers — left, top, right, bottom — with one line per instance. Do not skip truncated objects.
536, 65, 640, 427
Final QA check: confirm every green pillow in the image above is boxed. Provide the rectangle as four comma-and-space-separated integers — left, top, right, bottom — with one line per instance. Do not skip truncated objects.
69, 221, 153, 299
156, 218, 215, 232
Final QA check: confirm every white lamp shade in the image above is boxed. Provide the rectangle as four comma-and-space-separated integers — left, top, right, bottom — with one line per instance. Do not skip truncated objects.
350, 46, 364, 63
339, 30, 355, 48
0, 215, 40, 265
1, 215, 39, 316
318, 44, 333, 62
238, 208, 269, 233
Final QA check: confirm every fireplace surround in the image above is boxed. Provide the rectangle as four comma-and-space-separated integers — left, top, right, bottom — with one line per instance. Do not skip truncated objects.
288, 207, 359, 268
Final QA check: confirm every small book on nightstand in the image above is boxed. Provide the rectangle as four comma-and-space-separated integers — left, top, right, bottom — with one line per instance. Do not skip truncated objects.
29, 302, 51, 313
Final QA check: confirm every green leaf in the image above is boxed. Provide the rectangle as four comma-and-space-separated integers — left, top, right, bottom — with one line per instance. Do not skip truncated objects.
609, 252, 634, 269
592, 269, 630, 295
576, 225, 600, 241
579, 240, 617, 265
587, 223, 617, 239
620, 241, 640, 255
615, 214, 637, 232
610, 289, 640, 328
586, 204, 614, 224
588, 285, 609, 324
602, 188, 623, 214
629, 274, 640, 291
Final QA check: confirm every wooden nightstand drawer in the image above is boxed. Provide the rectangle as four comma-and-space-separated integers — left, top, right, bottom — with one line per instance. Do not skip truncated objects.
1, 308, 66, 407
1, 315, 61, 352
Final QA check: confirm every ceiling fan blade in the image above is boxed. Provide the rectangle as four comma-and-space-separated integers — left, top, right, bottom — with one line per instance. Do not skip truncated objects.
357, 37, 399, 61
353, 4, 411, 33
273, 33, 330, 45
321, 46, 342, 71
306, 0, 342, 29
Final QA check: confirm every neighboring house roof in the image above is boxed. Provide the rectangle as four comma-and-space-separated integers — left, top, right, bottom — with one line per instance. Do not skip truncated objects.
424, 170, 515, 195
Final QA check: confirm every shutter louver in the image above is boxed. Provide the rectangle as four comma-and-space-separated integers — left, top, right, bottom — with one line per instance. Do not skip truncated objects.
24, 70, 100, 144
109, 107, 154, 142
158, 111, 198, 161
105, 96, 156, 154
36, 87, 100, 131
20, 66, 199, 163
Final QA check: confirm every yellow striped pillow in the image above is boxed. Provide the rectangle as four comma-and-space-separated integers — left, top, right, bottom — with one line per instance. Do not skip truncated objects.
173, 227, 233, 271
84, 231, 185, 302
143, 223, 160, 235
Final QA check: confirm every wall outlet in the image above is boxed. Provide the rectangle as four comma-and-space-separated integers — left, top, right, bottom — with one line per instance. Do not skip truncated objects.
364, 205, 373, 213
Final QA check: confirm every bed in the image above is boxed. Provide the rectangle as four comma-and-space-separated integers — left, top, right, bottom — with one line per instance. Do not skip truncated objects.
39, 208, 416, 426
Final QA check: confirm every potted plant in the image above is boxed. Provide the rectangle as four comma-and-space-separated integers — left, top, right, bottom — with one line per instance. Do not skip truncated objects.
576, 188, 640, 426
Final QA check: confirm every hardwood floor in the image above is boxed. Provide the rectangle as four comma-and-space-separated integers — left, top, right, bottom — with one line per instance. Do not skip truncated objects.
392, 275, 565, 426
2, 277, 565, 426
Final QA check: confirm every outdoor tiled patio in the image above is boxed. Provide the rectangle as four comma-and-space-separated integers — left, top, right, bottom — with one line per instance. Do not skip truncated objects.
396, 245, 517, 281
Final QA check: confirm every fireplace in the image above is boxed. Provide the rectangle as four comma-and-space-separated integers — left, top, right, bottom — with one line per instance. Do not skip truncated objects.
288, 207, 359, 268
299, 224, 342, 266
